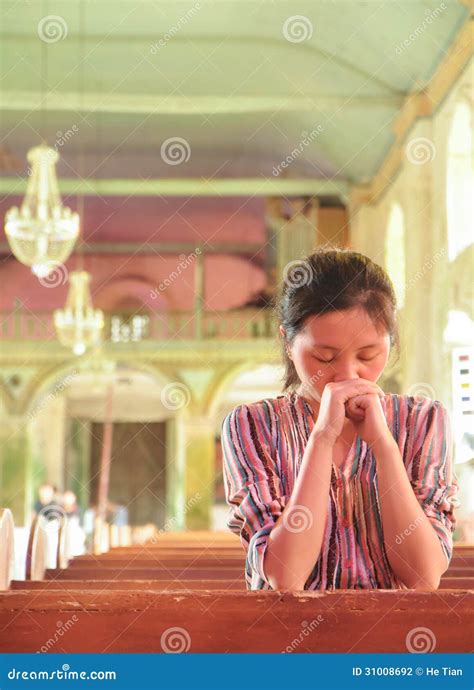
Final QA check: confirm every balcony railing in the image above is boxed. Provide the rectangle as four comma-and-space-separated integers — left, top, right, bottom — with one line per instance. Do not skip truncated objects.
0, 308, 277, 342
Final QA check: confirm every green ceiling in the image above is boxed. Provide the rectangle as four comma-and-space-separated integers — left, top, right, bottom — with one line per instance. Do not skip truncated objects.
0, 0, 470, 186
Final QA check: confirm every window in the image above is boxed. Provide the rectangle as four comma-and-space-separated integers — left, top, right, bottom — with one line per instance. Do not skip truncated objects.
446, 101, 474, 262
385, 203, 406, 310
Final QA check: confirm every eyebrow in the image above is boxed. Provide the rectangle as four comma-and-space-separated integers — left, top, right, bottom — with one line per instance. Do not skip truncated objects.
313, 344, 379, 351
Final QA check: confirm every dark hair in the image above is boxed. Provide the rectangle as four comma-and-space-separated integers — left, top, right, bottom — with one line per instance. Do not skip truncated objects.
277, 247, 400, 391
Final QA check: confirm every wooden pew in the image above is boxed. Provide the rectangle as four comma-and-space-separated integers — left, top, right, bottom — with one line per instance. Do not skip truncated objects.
439, 577, 474, 589
0, 509, 14, 591
11, 578, 246, 591
44, 567, 245, 580
25, 516, 47, 580
67, 557, 245, 569
2, 520, 473, 653
0, 589, 471, 653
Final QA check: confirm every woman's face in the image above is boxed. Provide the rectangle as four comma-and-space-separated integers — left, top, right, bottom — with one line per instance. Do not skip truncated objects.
281, 306, 391, 404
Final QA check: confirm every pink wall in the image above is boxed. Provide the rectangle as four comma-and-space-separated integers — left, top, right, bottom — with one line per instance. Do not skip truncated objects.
0, 196, 267, 312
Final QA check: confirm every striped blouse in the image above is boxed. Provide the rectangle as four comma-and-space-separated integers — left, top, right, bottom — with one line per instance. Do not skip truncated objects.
221, 391, 460, 590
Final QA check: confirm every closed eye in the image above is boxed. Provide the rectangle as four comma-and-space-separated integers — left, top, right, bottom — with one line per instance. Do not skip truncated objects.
313, 355, 378, 364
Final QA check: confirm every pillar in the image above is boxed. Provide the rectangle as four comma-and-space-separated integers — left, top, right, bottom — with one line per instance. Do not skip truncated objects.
0, 417, 33, 526
172, 415, 216, 530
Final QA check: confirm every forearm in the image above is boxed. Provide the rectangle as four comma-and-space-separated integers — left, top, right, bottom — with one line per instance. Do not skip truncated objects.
373, 437, 448, 589
264, 431, 334, 590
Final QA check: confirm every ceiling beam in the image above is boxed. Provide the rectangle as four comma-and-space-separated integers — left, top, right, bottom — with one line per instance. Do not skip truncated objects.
0, 33, 403, 94
0, 91, 404, 115
0, 176, 350, 199
352, 18, 473, 206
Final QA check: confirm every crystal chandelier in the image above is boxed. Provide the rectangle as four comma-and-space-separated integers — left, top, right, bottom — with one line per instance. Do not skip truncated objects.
5, 144, 79, 278
54, 271, 104, 355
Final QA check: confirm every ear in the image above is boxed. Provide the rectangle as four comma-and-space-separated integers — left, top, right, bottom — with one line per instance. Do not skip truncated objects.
278, 325, 285, 339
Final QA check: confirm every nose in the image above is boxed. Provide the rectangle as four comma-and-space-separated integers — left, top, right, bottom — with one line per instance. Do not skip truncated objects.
332, 360, 360, 382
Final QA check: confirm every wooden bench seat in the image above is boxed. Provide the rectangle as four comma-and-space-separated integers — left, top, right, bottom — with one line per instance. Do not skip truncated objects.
0, 590, 471, 653
11, 579, 246, 591
45, 567, 245, 580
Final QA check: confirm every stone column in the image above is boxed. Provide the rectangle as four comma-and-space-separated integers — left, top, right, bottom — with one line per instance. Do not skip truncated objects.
400, 118, 448, 400
0, 417, 32, 526
172, 415, 216, 530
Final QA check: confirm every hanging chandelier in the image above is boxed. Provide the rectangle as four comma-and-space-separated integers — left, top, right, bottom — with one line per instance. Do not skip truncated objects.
4, 144, 79, 278
54, 271, 104, 356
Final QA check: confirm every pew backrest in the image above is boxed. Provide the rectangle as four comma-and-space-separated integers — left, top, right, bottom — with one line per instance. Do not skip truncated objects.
0, 509, 15, 590
25, 516, 47, 581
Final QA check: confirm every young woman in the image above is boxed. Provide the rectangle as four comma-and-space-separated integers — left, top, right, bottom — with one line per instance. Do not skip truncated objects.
221, 248, 459, 591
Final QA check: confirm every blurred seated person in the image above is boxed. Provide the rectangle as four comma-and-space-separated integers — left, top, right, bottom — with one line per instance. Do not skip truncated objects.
32, 482, 60, 521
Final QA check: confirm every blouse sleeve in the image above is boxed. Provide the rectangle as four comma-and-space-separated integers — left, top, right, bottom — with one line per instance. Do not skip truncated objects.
408, 398, 460, 565
221, 402, 289, 588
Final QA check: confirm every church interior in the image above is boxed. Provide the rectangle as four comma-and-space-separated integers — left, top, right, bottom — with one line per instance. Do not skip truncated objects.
0, 0, 473, 657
